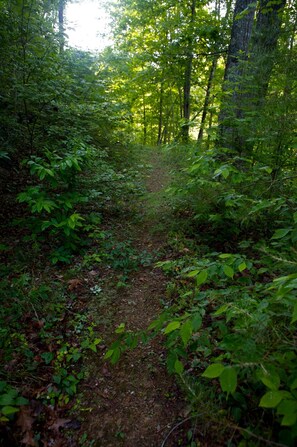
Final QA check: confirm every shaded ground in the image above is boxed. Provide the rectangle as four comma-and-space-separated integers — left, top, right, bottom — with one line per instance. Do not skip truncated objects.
78, 149, 186, 446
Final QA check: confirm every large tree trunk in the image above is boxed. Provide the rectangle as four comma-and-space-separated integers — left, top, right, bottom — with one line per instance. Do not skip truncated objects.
218, 0, 256, 152
249, 0, 286, 104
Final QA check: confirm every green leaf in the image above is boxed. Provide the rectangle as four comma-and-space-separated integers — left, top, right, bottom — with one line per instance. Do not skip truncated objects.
0, 392, 17, 406
180, 320, 193, 347
202, 363, 224, 379
1, 406, 19, 416
115, 323, 125, 334
281, 412, 297, 426
259, 391, 290, 408
219, 254, 233, 259
271, 228, 291, 240
104, 349, 114, 360
174, 359, 184, 374
214, 304, 230, 316
164, 321, 181, 334
291, 303, 297, 324
196, 270, 208, 286
187, 270, 200, 277
15, 397, 29, 406
293, 212, 297, 224
219, 367, 237, 394
192, 314, 202, 331
259, 370, 280, 391
238, 262, 247, 272
223, 265, 234, 278
111, 347, 121, 364
41, 352, 54, 365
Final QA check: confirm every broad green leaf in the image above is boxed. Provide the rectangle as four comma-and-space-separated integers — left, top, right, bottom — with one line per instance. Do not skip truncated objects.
0, 392, 17, 406
111, 347, 121, 364
290, 378, 297, 390
202, 363, 224, 379
164, 321, 181, 334
271, 228, 291, 240
1, 406, 19, 416
259, 391, 290, 408
174, 359, 184, 374
259, 370, 280, 391
219, 254, 232, 259
223, 265, 234, 278
180, 320, 193, 347
293, 211, 297, 224
196, 270, 208, 286
291, 303, 297, 324
281, 413, 297, 426
277, 399, 297, 415
192, 314, 202, 331
187, 270, 200, 277
219, 367, 237, 393
238, 262, 247, 272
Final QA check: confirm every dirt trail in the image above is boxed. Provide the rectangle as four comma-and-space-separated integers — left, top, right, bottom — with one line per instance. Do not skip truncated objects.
81, 149, 185, 447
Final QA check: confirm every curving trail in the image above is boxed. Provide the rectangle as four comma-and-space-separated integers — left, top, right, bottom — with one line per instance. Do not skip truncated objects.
79, 148, 185, 447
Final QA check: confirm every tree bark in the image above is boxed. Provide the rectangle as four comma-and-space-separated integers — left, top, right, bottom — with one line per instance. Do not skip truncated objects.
197, 56, 218, 142
59, 0, 65, 53
218, 0, 256, 152
249, 0, 286, 104
181, 0, 196, 143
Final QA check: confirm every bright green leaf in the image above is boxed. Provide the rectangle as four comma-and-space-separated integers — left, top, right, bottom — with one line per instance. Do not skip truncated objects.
238, 262, 247, 272
180, 320, 193, 347
164, 321, 181, 334
174, 359, 184, 374
196, 270, 208, 286
202, 363, 224, 379
115, 323, 125, 334
1, 406, 19, 416
219, 367, 237, 393
259, 391, 290, 408
259, 370, 280, 391
223, 265, 234, 278
187, 270, 200, 277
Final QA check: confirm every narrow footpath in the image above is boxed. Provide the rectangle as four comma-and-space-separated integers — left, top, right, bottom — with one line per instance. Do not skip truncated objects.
79, 149, 186, 446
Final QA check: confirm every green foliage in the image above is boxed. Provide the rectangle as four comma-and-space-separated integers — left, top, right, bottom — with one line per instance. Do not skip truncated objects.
0, 382, 28, 422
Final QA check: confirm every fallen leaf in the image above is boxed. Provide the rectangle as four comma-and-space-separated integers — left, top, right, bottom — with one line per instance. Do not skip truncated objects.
17, 407, 34, 433
21, 431, 36, 446
67, 279, 82, 291
49, 418, 71, 432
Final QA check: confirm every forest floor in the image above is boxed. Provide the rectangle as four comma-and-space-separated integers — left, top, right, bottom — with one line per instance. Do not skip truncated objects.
74, 148, 187, 446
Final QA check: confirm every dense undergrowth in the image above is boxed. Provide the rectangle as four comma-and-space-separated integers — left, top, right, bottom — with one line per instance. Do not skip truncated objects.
108, 144, 297, 446
0, 141, 149, 446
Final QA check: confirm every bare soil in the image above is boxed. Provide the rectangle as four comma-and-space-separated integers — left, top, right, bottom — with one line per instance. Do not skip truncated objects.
79, 149, 186, 447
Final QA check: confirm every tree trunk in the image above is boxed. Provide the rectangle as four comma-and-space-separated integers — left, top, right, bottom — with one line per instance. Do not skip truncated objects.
59, 0, 65, 53
218, 0, 256, 152
157, 78, 164, 145
181, 0, 196, 143
249, 0, 286, 104
197, 56, 218, 142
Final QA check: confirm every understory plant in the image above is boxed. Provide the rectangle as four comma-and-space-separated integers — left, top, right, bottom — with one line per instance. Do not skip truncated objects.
17, 139, 94, 263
